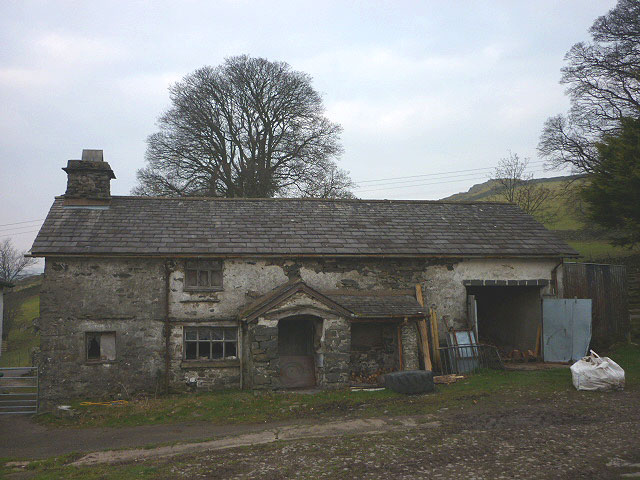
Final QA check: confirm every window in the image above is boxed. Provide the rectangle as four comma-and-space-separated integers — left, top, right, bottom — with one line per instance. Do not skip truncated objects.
184, 326, 237, 360
86, 332, 116, 362
184, 260, 223, 291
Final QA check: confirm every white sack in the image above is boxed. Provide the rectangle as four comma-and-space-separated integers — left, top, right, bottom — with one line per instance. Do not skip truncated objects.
570, 350, 625, 391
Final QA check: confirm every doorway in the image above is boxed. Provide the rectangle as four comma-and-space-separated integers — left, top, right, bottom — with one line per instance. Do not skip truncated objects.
466, 286, 542, 353
278, 317, 316, 388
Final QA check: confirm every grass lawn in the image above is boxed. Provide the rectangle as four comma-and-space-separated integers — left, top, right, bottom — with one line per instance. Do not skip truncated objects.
0, 294, 40, 367
568, 240, 640, 261
36, 344, 640, 430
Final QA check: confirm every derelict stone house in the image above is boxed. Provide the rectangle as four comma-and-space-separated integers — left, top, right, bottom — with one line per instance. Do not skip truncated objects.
30, 150, 577, 403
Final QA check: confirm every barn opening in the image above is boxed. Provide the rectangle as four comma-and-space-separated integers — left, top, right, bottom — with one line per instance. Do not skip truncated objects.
465, 281, 547, 355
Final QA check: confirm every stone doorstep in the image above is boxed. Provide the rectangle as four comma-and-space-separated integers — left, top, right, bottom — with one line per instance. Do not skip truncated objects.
70, 415, 440, 467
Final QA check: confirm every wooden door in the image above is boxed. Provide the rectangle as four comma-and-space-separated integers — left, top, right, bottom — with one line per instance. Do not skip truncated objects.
278, 318, 316, 388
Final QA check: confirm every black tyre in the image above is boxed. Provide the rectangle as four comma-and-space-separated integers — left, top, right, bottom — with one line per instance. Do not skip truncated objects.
383, 370, 435, 395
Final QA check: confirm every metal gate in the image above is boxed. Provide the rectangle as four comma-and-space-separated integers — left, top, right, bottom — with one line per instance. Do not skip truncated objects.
0, 367, 38, 414
542, 299, 592, 363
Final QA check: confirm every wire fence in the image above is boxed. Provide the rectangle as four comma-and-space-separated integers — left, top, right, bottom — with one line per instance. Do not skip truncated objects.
438, 344, 504, 375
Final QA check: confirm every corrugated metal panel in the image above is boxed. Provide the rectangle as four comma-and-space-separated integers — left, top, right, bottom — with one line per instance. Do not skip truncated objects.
563, 263, 629, 350
542, 298, 592, 362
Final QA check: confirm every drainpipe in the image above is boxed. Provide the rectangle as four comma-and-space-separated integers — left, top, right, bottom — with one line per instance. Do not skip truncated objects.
551, 259, 564, 297
164, 260, 171, 394
239, 322, 244, 390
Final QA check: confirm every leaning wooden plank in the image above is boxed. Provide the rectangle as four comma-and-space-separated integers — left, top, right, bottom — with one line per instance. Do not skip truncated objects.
417, 317, 433, 371
415, 284, 425, 307
535, 323, 542, 358
430, 306, 442, 371
433, 374, 465, 384
397, 324, 404, 371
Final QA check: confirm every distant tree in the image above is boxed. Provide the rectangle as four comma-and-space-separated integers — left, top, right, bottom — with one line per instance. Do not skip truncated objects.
1, 238, 34, 341
538, 0, 640, 173
492, 153, 557, 223
0, 239, 34, 283
581, 117, 640, 247
133, 55, 353, 199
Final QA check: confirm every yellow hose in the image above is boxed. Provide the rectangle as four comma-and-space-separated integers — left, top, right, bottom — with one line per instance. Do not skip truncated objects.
79, 400, 129, 407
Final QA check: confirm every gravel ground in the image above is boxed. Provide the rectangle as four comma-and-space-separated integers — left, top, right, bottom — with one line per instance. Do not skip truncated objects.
144, 388, 640, 479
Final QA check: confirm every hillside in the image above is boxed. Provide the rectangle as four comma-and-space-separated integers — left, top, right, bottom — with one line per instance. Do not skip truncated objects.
0, 274, 41, 367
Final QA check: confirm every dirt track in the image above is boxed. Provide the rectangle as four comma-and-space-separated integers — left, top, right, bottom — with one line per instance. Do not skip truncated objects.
139, 389, 640, 479
148, 389, 640, 479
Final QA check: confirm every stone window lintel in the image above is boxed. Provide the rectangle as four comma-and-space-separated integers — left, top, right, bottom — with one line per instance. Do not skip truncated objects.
180, 359, 240, 369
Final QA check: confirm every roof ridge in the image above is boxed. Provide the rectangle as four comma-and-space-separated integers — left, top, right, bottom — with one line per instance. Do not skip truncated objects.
54, 195, 516, 206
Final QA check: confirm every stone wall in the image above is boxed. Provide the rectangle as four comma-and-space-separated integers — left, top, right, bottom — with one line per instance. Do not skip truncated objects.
169, 257, 559, 340
37, 257, 166, 405
38, 255, 561, 403
402, 322, 419, 370
350, 323, 398, 377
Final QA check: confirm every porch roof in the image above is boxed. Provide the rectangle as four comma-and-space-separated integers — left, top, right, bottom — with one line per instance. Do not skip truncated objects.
239, 280, 426, 322
324, 293, 426, 318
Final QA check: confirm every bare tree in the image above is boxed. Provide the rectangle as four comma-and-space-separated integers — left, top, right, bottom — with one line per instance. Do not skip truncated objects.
493, 153, 558, 223
287, 160, 355, 199
538, 0, 640, 173
0, 238, 35, 283
133, 55, 353, 199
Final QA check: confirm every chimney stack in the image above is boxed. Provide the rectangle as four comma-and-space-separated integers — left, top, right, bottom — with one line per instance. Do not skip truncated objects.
62, 149, 115, 205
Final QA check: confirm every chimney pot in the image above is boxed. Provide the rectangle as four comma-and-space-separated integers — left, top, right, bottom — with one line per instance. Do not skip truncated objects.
81, 149, 104, 162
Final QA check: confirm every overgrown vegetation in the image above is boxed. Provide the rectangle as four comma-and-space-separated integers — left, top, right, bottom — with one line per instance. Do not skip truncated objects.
0, 289, 39, 367
581, 117, 640, 247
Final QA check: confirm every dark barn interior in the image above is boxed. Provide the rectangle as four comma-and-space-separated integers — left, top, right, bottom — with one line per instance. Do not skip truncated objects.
466, 286, 542, 353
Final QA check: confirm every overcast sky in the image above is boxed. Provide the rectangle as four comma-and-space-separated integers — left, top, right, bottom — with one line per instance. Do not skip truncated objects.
0, 0, 616, 258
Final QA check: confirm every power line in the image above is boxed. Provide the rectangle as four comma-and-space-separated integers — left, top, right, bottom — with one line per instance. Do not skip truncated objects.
357, 168, 549, 193
0, 229, 40, 239
0, 223, 45, 235
355, 170, 496, 190
354, 159, 547, 186
0, 218, 44, 228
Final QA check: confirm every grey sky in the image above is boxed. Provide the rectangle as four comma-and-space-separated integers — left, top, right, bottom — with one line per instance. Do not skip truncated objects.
0, 0, 616, 256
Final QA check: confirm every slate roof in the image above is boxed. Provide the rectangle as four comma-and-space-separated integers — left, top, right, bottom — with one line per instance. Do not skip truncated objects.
30, 196, 577, 257
324, 294, 426, 318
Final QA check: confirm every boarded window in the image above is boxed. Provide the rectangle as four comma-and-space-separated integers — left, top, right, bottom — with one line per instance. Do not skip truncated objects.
184, 260, 223, 290
184, 326, 238, 360
86, 332, 116, 362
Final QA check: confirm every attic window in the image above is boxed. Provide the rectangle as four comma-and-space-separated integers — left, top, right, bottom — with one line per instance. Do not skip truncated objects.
184, 260, 223, 291
86, 332, 116, 362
